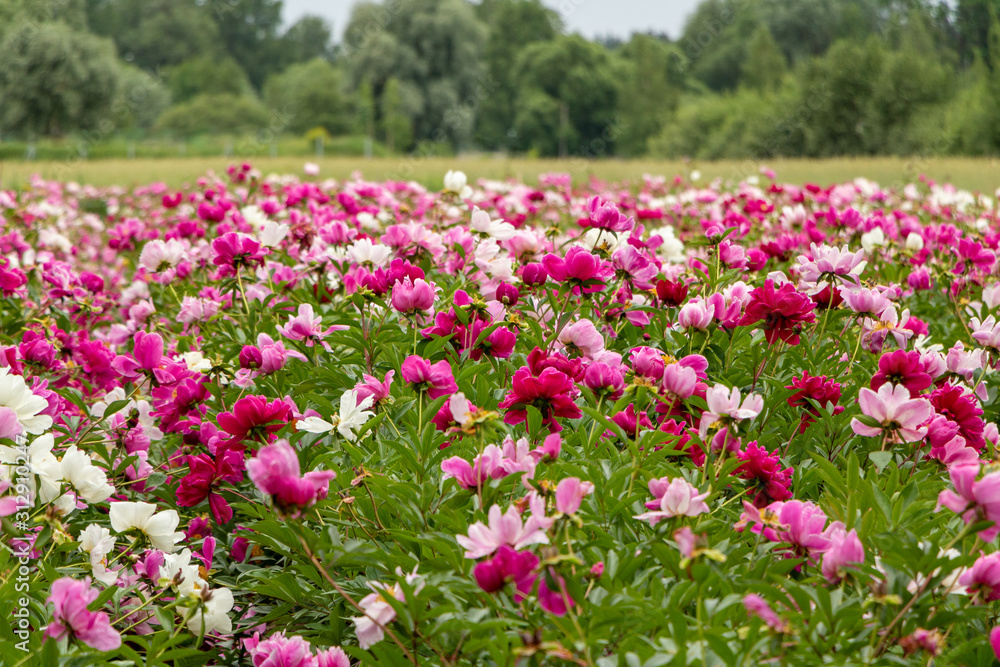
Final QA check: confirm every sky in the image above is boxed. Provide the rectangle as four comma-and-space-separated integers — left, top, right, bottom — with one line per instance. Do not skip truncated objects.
282, 0, 702, 41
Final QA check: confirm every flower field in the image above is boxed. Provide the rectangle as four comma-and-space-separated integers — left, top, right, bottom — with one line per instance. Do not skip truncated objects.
3, 163, 1000, 665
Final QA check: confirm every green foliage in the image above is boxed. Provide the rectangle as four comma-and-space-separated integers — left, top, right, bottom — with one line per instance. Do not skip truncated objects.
381, 78, 414, 153
278, 16, 334, 67
154, 93, 270, 136
264, 59, 356, 136
85, 0, 220, 71
614, 35, 686, 157
117, 63, 172, 130
167, 56, 251, 104
0, 21, 123, 138
513, 35, 620, 157
474, 0, 560, 151
343, 0, 487, 150
743, 24, 786, 93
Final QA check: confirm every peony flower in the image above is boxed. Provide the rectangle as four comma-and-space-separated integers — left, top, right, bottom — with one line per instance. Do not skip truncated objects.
554, 477, 594, 515
60, 445, 114, 503
735, 441, 793, 507
109, 501, 184, 553
937, 464, 1000, 541
390, 277, 435, 315
276, 303, 345, 349
456, 502, 551, 559
499, 366, 582, 432
738, 280, 816, 345
634, 477, 710, 525
958, 552, 1000, 603
0, 366, 54, 434
557, 319, 604, 358
78, 525, 118, 586
821, 526, 864, 583
176, 449, 244, 524
698, 384, 764, 438
400, 355, 458, 399
850, 383, 932, 443
247, 440, 335, 516
44, 577, 122, 651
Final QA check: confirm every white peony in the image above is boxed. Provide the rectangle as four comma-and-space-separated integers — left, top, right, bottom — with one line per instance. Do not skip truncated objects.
110, 501, 184, 553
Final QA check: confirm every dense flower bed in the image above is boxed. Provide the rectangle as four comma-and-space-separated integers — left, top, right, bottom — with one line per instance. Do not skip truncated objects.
2, 164, 1000, 665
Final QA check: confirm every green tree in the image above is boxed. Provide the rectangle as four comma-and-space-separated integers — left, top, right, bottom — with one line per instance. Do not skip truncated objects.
264, 59, 355, 136
168, 56, 251, 103
0, 21, 123, 137
615, 35, 686, 156
85, 0, 219, 71
512, 35, 619, 157
474, 0, 560, 150
382, 77, 414, 152
155, 93, 270, 135
344, 0, 487, 149
117, 63, 171, 130
743, 24, 786, 92
279, 16, 334, 67
205, 0, 283, 89
956, 0, 1000, 67
798, 38, 884, 155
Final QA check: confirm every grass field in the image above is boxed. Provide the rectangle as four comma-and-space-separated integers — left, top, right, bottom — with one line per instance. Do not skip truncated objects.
1, 155, 999, 191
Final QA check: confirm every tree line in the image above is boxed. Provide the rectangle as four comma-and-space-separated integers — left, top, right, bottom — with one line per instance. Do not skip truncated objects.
2, 0, 1000, 158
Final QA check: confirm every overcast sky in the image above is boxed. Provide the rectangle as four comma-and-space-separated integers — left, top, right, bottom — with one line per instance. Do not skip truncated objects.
282, 0, 702, 41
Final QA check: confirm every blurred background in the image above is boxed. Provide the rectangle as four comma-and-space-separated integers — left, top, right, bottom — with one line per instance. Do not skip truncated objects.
0, 0, 998, 187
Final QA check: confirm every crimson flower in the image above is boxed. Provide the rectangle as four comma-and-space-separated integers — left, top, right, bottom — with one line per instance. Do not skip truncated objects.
929, 384, 985, 451
738, 280, 816, 345
211, 232, 265, 276
735, 441, 793, 508
473, 545, 538, 594
176, 449, 245, 524
498, 367, 582, 431
870, 350, 932, 397
541, 247, 614, 293
217, 395, 293, 445
786, 372, 844, 433
400, 355, 458, 399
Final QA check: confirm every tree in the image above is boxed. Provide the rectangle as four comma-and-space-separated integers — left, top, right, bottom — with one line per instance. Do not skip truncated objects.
155, 93, 270, 135
168, 56, 251, 103
742, 24, 786, 92
85, 0, 219, 71
0, 21, 123, 137
956, 0, 1000, 67
797, 38, 884, 155
512, 35, 619, 157
382, 78, 414, 152
474, 0, 560, 151
344, 0, 487, 149
264, 60, 355, 136
279, 16, 334, 67
117, 63, 172, 131
615, 35, 686, 156
205, 0, 283, 90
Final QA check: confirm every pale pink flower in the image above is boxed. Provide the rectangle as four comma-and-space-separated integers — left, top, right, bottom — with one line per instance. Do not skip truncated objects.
698, 384, 764, 438
796, 243, 865, 284
557, 319, 604, 358
456, 503, 550, 559
938, 464, 1000, 541
821, 526, 865, 583
276, 303, 346, 350
554, 477, 594, 515
850, 383, 932, 443
677, 299, 714, 331
441, 445, 505, 489
635, 477, 710, 525
841, 286, 890, 317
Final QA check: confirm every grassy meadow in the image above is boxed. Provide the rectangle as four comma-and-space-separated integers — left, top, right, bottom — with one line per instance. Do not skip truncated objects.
1, 156, 999, 191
